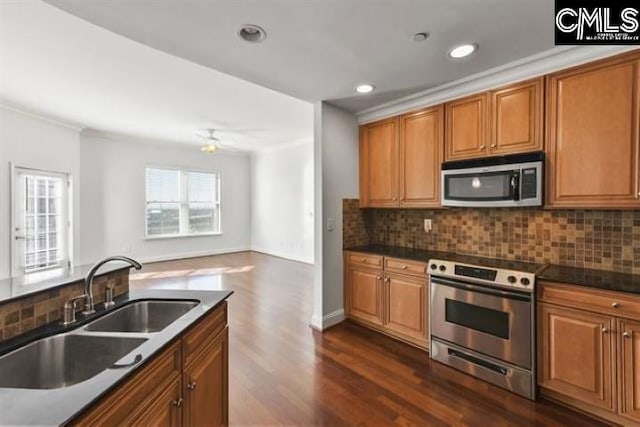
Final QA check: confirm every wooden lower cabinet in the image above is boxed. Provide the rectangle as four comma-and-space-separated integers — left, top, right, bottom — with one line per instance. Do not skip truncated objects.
347, 265, 383, 326
384, 273, 428, 347
344, 252, 428, 349
184, 327, 229, 427
538, 302, 615, 411
538, 282, 640, 426
130, 376, 182, 427
74, 303, 229, 427
619, 319, 640, 424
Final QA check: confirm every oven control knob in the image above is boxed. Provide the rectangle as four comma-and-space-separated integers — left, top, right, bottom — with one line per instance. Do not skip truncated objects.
520, 277, 531, 286
430, 264, 437, 270
507, 275, 517, 284
439, 265, 446, 272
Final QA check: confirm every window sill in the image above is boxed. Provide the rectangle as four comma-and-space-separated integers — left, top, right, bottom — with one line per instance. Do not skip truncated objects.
145, 232, 223, 241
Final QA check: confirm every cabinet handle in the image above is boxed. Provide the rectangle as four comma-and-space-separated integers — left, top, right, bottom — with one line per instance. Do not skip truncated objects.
385, 277, 390, 284
601, 327, 609, 333
480, 145, 486, 150
623, 331, 632, 338
401, 265, 408, 270
172, 398, 183, 407
393, 196, 398, 201
376, 276, 382, 281
187, 381, 197, 390
612, 302, 620, 308
361, 258, 367, 262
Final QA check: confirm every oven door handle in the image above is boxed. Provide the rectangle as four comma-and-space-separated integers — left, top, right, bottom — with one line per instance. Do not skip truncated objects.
430, 277, 531, 302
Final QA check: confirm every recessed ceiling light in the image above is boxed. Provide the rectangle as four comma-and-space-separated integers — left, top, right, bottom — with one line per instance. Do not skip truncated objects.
238, 24, 266, 43
412, 32, 429, 42
448, 43, 477, 59
355, 84, 375, 94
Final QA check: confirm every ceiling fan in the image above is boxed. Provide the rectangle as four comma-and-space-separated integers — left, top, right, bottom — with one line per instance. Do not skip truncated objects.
196, 129, 239, 153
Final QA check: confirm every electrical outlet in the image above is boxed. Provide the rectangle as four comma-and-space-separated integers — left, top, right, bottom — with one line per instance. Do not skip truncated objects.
327, 217, 335, 232
424, 219, 432, 233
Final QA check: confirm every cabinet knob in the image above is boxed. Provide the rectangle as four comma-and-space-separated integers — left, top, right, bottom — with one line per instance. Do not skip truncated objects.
172, 397, 183, 407
612, 302, 620, 308
480, 145, 486, 150
623, 331, 632, 338
385, 277, 390, 284
393, 196, 398, 201
401, 265, 408, 270
376, 276, 382, 280
601, 327, 609, 333
491, 144, 496, 148
361, 258, 367, 262
187, 381, 197, 390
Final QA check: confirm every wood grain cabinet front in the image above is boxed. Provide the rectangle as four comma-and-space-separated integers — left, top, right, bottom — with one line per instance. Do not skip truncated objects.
538, 281, 640, 425
545, 51, 640, 208
74, 303, 229, 427
445, 93, 489, 161
359, 117, 400, 207
344, 252, 429, 349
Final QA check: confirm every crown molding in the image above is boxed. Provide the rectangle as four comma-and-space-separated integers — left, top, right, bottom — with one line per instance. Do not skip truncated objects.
81, 129, 250, 157
356, 45, 638, 124
0, 101, 85, 132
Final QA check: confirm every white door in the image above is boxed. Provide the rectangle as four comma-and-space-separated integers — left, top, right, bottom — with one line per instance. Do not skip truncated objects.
11, 166, 72, 276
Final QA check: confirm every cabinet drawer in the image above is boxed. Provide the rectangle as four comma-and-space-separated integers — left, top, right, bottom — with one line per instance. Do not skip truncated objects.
347, 252, 383, 269
74, 341, 181, 426
183, 302, 228, 366
384, 257, 427, 277
539, 281, 640, 320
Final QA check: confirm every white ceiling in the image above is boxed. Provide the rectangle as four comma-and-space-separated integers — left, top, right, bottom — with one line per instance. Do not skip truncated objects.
0, 1, 313, 151
44, 0, 555, 113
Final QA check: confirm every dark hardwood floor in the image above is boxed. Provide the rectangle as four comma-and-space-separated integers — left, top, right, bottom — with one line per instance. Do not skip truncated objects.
131, 251, 607, 426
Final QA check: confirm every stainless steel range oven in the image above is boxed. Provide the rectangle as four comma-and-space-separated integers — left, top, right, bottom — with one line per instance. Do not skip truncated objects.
428, 258, 538, 400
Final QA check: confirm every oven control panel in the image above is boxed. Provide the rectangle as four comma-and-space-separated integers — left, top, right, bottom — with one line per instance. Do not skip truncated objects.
428, 259, 536, 292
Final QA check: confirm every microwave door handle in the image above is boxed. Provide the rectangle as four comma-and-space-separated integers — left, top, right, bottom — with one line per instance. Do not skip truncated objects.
511, 172, 520, 201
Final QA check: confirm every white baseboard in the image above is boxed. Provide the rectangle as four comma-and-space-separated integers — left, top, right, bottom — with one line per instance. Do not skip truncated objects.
250, 246, 314, 265
310, 309, 345, 331
138, 246, 251, 264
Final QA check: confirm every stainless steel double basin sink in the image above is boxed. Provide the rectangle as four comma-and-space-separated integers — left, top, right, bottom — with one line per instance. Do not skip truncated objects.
0, 300, 198, 390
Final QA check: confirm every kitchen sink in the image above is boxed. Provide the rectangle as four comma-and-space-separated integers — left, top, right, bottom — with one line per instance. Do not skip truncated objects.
0, 334, 147, 389
85, 300, 199, 333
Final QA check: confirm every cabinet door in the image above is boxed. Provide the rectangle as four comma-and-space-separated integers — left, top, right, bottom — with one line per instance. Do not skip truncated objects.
445, 93, 489, 161
129, 376, 182, 427
399, 106, 443, 208
619, 319, 640, 423
489, 78, 543, 155
184, 327, 229, 427
546, 52, 640, 208
384, 273, 428, 347
359, 118, 400, 207
347, 266, 383, 325
538, 303, 615, 412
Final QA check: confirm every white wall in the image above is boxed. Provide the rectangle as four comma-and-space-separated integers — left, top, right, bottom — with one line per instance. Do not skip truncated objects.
0, 106, 81, 279
311, 102, 359, 330
250, 142, 314, 264
79, 134, 251, 265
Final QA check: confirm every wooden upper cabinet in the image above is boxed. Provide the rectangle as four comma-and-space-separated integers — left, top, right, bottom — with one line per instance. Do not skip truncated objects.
399, 106, 443, 208
445, 93, 489, 161
359, 118, 399, 207
538, 303, 615, 412
619, 319, 640, 424
546, 52, 640, 208
490, 77, 543, 155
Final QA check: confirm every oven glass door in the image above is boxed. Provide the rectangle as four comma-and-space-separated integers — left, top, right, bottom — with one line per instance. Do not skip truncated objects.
430, 278, 532, 369
444, 170, 519, 202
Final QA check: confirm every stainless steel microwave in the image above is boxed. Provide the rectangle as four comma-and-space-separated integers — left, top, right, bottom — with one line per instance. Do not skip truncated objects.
441, 152, 544, 208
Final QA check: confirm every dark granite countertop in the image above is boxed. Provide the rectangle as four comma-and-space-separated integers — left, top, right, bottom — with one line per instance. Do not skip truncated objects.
345, 245, 640, 295
538, 264, 640, 295
0, 288, 232, 426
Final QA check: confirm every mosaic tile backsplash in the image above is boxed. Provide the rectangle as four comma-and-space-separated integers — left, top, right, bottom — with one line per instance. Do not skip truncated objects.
343, 199, 640, 275
0, 269, 129, 342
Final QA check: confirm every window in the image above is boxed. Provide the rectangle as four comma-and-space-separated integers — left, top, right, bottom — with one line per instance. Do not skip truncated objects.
145, 168, 220, 237
12, 167, 71, 275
